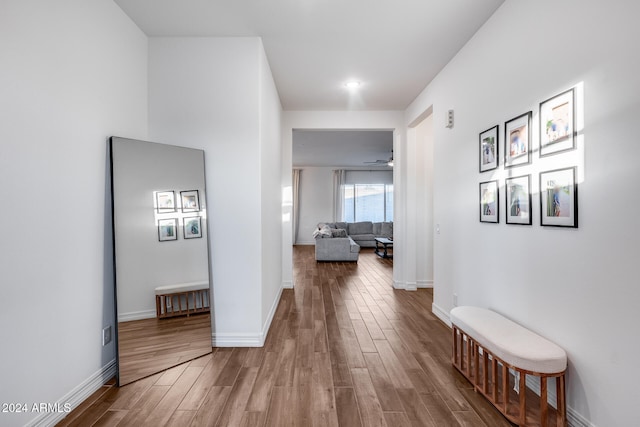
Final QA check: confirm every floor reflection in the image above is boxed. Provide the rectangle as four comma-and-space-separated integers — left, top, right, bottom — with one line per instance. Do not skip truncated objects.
117, 313, 212, 386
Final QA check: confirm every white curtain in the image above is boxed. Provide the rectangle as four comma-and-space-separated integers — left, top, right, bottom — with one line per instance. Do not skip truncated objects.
292, 169, 301, 244
333, 169, 346, 222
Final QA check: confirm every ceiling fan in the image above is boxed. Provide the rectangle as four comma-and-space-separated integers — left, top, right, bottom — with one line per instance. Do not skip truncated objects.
364, 150, 394, 167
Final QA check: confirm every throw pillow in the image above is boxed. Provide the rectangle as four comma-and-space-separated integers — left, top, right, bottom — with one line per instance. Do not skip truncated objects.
331, 228, 347, 238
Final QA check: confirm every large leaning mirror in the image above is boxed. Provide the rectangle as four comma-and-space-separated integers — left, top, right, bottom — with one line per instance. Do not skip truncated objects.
110, 137, 212, 386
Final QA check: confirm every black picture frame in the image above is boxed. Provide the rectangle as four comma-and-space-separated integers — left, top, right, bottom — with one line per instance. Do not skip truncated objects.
539, 88, 576, 157
539, 167, 578, 228
479, 180, 499, 223
155, 190, 176, 213
505, 175, 532, 225
183, 216, 203, 239
158, 218, 178, 241
504, 112, 532, 168
180, 190, 200, 213
479, 125, 499, 172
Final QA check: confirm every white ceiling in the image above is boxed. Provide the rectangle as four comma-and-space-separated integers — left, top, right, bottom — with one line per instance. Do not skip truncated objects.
114, 0, 504, 111
293, 130, 393, 168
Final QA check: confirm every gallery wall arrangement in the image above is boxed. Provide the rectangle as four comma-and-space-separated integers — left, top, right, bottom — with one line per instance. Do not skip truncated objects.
155, 189, 204, 241
478, 87, 578, 228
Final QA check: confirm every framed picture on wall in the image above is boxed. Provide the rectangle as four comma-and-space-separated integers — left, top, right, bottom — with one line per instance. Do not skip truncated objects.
504, 112, 532, 168
479, 180, 499, 223
158, 218, 178, 241
156, 191, 176, 213
505, 175, 531, 225
183, 216, 203, 239
539, 88, 576, 157
540, 167, 578, 227
479, 125, 499, 172
180, 190, 200, 212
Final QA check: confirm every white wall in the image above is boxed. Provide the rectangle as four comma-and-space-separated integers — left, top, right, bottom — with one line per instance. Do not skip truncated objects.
259, 42, 284, 331
148, 37, 282, 346
295, 167, 334, 244
405, 1, 640, 425
0, 1, 148, 426
414, 115, 434, 287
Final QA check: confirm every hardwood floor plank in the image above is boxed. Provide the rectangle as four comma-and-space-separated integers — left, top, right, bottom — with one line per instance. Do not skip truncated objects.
189, 386, 232, 427
395, 388, 437, 427
360, 311, 386, 340
314, 319, 329, 353
142, 366, 203, 426
245, 351, 280, 412
239, 411, 266, 427
116, 385, 171, 427
312, 352, 336, 413
372, 340, 413, 389
362, 353, 404, 412
382, 412, 413, 427
274, 338, 297, 386
216, 367, 259, 427
296, 328, 315, 368
340, 327, 366, 368
350, 368, 388, 427
214, 348, 249, 386
165, 409, 196, 427
90, 409, 127, 427
335, 388, 362, 427
351, 318, 377, 353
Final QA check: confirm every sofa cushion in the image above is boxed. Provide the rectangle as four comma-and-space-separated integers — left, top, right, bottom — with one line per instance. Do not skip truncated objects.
349, 234, 375, 241
331, 228, 348, 237
372, 222, 381, 235
335, 222, 348, 231
380, 222, 393, 237
348, 221, 373, 235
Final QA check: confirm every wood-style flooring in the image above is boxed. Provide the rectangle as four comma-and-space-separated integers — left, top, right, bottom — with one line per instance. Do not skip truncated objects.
57, 246, 513, 427
117, 314, 212, 386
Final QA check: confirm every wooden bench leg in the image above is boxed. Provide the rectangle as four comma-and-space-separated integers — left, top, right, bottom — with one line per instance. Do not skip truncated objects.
452, 327, 458, 366
502, 364, 508, 413
492, 358, 498, 403
519, 371, 526, 425
540, 377, 548, 427
557, 374, 566, 427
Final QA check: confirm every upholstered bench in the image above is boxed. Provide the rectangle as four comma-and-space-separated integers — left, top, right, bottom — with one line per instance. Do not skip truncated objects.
450, 306, 567, 427
155, 281, 210, 319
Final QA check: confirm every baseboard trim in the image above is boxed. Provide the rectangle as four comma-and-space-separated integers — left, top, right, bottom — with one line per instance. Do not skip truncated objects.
393, 280, 405, 290
431, 302, 452, 327
27, 359, 116, 427
295, 240, 315, 245
282, 280, 293, 289
118, 309, 156, 322
212, 332, 263, 347
212, 286, 283, 347
417, 280, 433, 289
567, 406, 594, 427
261, 286, 283, 345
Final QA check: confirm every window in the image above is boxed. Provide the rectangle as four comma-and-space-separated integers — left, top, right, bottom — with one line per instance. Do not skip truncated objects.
343, 183, 393, 222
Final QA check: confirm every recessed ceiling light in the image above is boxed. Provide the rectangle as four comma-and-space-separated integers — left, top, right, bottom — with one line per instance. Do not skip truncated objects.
344, 81, 361, 89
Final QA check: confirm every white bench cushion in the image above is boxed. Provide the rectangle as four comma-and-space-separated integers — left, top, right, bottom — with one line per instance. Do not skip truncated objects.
155, 281, 209, 295
450, 306, 567, 374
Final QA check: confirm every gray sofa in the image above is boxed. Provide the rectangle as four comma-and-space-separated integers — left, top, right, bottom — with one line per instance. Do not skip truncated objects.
313, 221, 393, 261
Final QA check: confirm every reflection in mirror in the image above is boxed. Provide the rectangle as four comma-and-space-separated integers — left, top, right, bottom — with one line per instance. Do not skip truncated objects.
110, 137, 212, 386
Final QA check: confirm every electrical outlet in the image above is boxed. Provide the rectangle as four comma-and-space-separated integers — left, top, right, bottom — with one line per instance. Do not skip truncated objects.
102, 326, 112, 346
